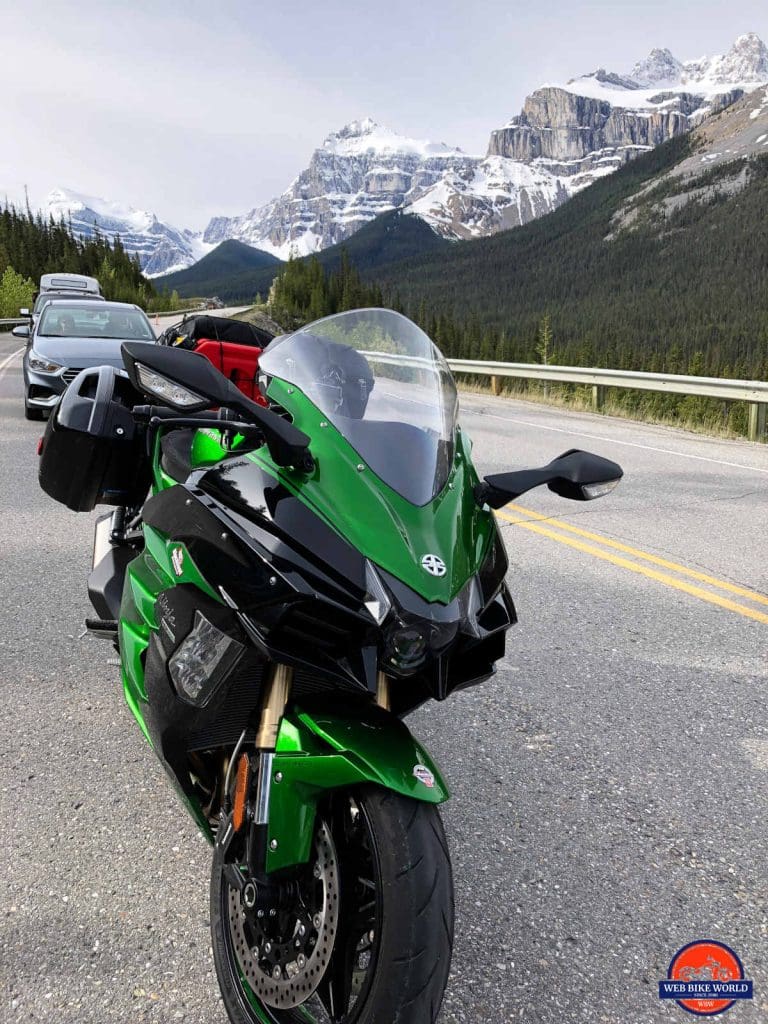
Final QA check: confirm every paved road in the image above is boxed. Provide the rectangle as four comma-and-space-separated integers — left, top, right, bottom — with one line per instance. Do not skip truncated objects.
152, 306, 251, 336
1, 337, 766, 1023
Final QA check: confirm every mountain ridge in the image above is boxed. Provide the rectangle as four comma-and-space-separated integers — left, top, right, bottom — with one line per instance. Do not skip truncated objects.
155, 209, 450, 300
43, 187, 210, 277
364, 85, 768, 380
30, 34, 768, 278
202, 33, 768, 258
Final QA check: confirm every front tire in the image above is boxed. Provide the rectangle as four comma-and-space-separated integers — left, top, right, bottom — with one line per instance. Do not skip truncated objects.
211, 786, 454, 1024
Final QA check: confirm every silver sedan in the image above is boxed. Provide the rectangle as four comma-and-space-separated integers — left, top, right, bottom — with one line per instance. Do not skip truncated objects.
17, 299, 156, 420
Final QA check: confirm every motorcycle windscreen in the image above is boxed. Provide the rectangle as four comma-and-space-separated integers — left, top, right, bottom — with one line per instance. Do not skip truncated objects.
259, 309, 458, 506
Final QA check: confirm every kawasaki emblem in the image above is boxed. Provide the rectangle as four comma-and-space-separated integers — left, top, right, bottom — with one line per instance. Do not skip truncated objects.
421, 554, 446, 577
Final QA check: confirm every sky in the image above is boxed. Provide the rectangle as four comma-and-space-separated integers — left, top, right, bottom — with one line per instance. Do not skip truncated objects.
1, 0, 766, 230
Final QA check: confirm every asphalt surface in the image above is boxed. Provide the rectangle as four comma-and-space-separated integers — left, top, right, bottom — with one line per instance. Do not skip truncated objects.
1, 331, 766, 1024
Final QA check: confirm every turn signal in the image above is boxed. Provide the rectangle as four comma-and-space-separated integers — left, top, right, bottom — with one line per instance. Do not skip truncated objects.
233, 754, 250, 833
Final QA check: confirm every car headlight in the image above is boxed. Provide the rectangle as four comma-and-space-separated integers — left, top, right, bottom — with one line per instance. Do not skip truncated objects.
28, 350, 63, 373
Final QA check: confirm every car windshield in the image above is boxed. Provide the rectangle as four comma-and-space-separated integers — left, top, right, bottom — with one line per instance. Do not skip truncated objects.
38, 304, 154, 340
259, 308, 459, 506
34, 293, 105, 314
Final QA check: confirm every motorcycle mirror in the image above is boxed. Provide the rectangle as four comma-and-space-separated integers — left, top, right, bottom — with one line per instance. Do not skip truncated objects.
121, 342, 314, 471
545, 449, 623, 501
122, 342, 233, 412
476, 448, 623, 509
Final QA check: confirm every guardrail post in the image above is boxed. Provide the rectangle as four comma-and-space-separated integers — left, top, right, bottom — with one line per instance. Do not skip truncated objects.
591, 385, 606, 411
748, 402, 767, 442
490, 375, 502, 396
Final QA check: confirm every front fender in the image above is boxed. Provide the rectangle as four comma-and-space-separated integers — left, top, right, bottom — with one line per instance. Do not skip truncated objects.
266, 703, 449, 873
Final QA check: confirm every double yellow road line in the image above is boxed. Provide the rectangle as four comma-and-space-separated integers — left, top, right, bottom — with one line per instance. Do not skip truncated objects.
496, 504, 768, 625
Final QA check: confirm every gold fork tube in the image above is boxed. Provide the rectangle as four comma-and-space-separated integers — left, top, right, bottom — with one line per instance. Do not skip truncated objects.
376, 670, 391, 711
255, 663, 293, 750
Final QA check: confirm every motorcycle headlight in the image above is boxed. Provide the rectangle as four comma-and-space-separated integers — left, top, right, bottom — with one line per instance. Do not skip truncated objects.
383, 613, 458, 674
29, 350, 63, 373
168, 611, 245, 706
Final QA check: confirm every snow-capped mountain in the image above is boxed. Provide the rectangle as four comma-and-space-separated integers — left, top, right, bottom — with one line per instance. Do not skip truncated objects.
415, 33, 768, 238
45, 188, 209, 277
203, 118, 477, 259
203, 33, 768, 255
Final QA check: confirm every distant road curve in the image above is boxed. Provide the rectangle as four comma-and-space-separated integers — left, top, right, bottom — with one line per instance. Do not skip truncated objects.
152, 305, 251, 337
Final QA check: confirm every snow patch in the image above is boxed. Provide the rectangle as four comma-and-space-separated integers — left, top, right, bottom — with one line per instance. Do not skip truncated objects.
555, 33, 768, 112
322, 119, 464, 159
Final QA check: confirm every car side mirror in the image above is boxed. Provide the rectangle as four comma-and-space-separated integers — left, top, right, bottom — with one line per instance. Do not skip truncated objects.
12, 325, 30, 339
476, 448, 623, 508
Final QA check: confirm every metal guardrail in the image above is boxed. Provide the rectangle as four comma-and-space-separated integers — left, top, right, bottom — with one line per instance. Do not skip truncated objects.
446, 360, 768, 442
0, 318, 27, 327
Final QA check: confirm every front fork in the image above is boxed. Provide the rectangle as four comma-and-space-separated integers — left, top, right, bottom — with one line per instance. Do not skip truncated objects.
217, 661, 443, 883
248, 663, 294, 878
216, 662, 294, 882
233, 665, 392, 876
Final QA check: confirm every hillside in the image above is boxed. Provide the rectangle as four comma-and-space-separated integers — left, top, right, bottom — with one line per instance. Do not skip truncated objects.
315, 209, 451, 272
369, 89, 768, 380
0, 204, 159, 310
154, 239, 281, 300
155, 210, 449, 301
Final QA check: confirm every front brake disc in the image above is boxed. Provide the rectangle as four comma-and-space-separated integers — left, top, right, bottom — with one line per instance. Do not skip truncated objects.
228, 821, 339, 1009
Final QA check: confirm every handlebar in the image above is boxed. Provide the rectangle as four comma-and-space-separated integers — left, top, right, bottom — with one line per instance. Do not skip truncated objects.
133, 404, 232, 423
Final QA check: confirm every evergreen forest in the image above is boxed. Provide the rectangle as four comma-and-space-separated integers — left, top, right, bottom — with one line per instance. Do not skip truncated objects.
0, 206, 176, 315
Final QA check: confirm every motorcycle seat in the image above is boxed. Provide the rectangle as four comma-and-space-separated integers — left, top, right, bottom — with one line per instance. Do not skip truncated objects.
160, 429, 196, 482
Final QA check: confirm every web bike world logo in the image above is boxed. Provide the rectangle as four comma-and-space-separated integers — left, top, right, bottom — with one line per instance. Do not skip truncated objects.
659, 940, 753, 1016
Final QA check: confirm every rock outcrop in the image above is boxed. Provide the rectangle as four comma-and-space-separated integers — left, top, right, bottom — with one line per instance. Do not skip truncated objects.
203, 119, 478, 258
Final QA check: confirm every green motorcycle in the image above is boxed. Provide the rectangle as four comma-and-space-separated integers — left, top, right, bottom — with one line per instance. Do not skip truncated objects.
38, 308, 622, 1023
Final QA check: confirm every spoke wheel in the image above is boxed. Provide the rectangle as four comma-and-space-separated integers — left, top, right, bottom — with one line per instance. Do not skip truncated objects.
211, 786, 454, 1024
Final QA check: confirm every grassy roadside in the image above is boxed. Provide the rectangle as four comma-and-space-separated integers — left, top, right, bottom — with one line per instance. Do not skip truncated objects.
245, 304, 766, 445
455, 377, 763, 443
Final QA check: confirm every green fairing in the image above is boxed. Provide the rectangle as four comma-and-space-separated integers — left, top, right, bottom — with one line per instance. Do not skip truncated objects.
251, 377, 494, 603
119, 524, 221, 737
265, 705, 449, 873
151, 428, 251, 493
190, 427, 230, 466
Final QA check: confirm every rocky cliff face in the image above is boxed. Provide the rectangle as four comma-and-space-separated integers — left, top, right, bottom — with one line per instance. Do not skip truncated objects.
203, 119, 477, 258
486, 87, 744, 169
407, 34, 767, 239
202, 34, 768, 256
